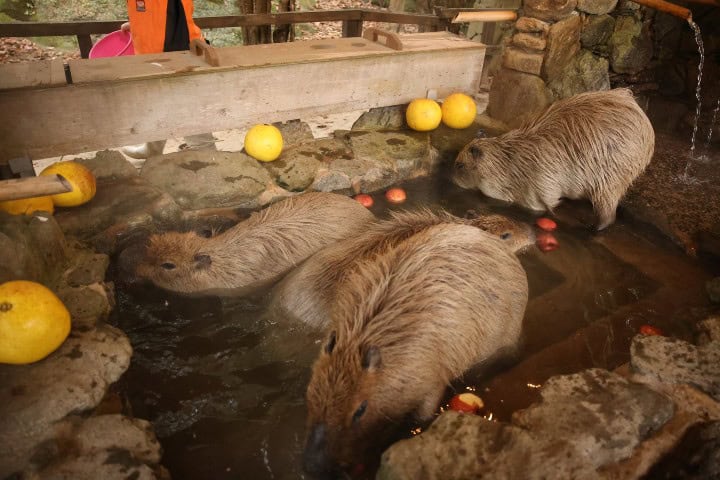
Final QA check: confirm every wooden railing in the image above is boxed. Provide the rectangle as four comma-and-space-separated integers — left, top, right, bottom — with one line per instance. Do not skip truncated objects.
0, 8, 515, 58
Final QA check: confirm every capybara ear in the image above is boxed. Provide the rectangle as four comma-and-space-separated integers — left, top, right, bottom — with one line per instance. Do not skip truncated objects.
324, 331, 337, 354
362, 346, 381, 371
194, 253, 212, 269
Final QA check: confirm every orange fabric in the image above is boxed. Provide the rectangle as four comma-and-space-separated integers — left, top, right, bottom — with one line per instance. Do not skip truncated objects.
126, 0, 203, 54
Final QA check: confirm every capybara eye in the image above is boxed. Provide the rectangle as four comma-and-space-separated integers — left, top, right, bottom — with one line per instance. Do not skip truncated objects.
501, 233, 512, 240
324, 331, 337, 354
352, 401, 368, 424
199, 228, 213, 238
455, 160, 466, 171
469, 145, 482, 159
160, 262, 176, 270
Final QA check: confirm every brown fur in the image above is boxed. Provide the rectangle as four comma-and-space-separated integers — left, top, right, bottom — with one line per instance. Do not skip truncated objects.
303, 223, 528, 474
122, 192, 374, 296
452, 88, 655, 230
272, 208, 534, 329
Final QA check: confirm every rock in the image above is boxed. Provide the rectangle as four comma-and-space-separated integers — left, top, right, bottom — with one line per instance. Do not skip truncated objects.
379, 369, 673, 479
609, 15, 653, 74
547, 49, 610, 99
53, 176, 182, 253
542, 14, 582, 83
631, 335, 720, 401
524, 0, 577, 22
697, 316, 720, 346
71, 414, 162, 464
0, 325, 133, 477
352, 105, 406, 131
511, 32, 547, 51
503, 46, 544, 75
576, 0, 617, 15
57, 283, 113, 330
581, 14, 615, 49
706, 277, 720, 303
308, 168, 353, 194
515, 16, 550, 34
272, 119, 315, 147
347, 130, 436, 191
140, 150, 273, 210
488, 68, 552, 128
63, 251, 110, 287
0, 212, 68, 286
35, 451, 159, 480
78, 150, 139, 181
262, 145, 322, 192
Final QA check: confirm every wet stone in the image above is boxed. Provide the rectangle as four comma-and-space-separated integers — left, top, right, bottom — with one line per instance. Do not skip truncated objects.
140, 150, 273, 210
542, 14, 582, 83
0, 325, 133, 477
0, 212, 68, 286
272, 119, 315, 147
488, 68, 552, 127
609, 15, 653, 74
581, 14, 616, 49
352, 105, 406, 131
515, 16, 550, 34
697, 316, 720, 346
631, 335, 720, 401
511, 32, 547, 51
63, 251, 110, 287
263, 146, 322, 192
379, 369, 673, 479
524, 0, 578, 22
503, 46, 544, 75
706, 277, 720, 304
57, 283, 113, 330
577, 0, 617, 15
77, 150, 139, 181
547, 49, 610, 99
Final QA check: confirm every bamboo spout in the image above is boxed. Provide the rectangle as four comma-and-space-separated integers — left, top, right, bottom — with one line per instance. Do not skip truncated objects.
452, 10, 518, 23
628, 0, 692, 20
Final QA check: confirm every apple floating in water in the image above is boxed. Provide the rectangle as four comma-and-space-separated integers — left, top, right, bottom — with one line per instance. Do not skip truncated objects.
354, 194, 374, 208
536, 231, 559, 252
448, 392, 484, 414
385, 187, 407, 204
639, 324, 664, 336
535, 217, 557, 232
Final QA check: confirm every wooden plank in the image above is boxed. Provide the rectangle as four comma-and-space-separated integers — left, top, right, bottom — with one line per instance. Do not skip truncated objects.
0, 59, 66, 90
0, 33, 485, 161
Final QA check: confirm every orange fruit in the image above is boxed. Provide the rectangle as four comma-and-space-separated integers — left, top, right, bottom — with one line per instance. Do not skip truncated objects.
39, 161, 96, 207
0, 195, 55, 215
441, 93, 477, 129
244, 124, 284, 162
0, 280, 71, 364
406, 98, 442, 132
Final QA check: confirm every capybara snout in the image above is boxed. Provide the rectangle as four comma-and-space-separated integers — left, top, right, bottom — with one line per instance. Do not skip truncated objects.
452, 88, 655, 230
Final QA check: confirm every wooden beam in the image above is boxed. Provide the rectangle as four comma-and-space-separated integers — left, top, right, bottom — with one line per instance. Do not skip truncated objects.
0, 33, 484, 161
77, 34, 93, 59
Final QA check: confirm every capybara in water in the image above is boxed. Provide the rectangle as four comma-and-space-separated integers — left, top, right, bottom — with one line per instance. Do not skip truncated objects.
118, 192, 374, 296
302, 222, 528, 476
271, 208, 534, 330
452, 88, 655, 230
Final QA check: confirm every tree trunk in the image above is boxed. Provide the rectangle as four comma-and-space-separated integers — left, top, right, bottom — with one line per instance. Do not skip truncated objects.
236, 0, 272, 45
273, 0, 295, 43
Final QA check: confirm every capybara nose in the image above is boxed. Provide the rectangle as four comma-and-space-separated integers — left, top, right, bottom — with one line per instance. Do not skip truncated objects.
116, 242, 148, 283
303, 423, 336, 478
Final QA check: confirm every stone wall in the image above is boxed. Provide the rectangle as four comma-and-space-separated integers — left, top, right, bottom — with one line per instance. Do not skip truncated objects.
488, 0, 720, 138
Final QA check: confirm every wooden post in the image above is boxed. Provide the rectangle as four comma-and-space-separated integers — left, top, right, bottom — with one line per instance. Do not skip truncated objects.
627, 0, 692, 20
77, 34, 93, 58
342, 19, 363, 38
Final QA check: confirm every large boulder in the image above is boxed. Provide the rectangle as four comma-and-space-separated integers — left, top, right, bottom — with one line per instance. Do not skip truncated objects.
609, 15, 653, 74
523, 0, 577, 22
576, 0, 617, 15
547, 49, 610, 99
488, 68, 552, 127
542, 14, 583, 83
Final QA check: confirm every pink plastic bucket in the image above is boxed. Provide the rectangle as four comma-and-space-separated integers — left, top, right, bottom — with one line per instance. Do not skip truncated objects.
89, 30, 135, 59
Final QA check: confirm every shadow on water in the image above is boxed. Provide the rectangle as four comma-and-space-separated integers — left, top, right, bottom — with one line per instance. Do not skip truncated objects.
109, 173, 714, 480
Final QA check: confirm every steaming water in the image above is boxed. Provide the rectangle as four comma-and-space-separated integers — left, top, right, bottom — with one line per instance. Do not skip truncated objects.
687, 19, 705, 167
111, 175, 713, 480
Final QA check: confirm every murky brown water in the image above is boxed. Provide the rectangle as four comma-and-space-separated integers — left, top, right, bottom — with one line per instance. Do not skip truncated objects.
111, 173, 714, 480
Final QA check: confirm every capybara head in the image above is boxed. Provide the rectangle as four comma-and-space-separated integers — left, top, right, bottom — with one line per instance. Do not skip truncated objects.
304, 330, 388, 477
452, 138, 503, 191
469, 213, 535, 253
129, 231, 216, 294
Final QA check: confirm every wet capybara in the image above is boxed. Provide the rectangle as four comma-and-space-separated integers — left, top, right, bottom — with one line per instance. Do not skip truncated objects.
272, 208, 534, 330
118, 192, 374, 296
452, 88, 655, 230
302, 222, 528, 476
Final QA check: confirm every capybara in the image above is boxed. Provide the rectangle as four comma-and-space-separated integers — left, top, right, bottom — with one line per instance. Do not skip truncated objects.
452, 88, 655, 230
271, 208, 534, 330
118, 192, 374, 296
302, 222, 528, 476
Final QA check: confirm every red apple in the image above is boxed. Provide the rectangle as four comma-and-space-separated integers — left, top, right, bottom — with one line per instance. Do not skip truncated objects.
354, 194, 374, 208
535, 217, 557, 232
448, 393, 484, 414
639, 324, 663, 336
536, 231, 559, 252
385, 187, 407, 204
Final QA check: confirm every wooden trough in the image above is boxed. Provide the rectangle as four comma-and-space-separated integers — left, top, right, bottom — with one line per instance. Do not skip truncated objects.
0, 29, 485, 163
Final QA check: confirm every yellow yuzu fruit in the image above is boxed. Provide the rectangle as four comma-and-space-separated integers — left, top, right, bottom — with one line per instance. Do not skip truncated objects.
0, 280, 71, 365
441, 93, 477, 129
0, 196, 55, 216
39, 161, 97, 207
244, 124, 284, 162
406, 98, 442, 132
